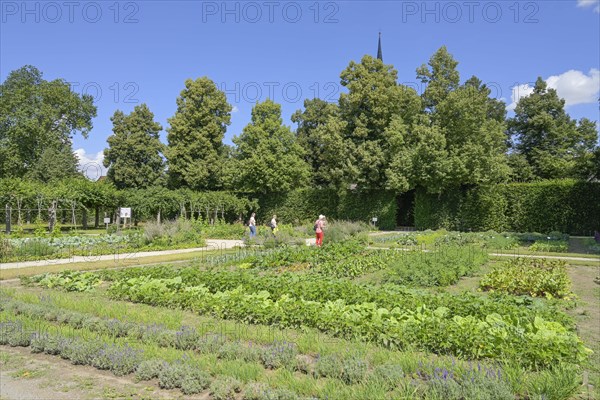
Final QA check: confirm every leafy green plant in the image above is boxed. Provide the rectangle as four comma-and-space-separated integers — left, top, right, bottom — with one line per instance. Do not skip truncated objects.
479, 258, 573, 299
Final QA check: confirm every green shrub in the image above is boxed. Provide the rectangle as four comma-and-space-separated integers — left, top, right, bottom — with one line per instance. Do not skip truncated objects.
62, 339, 102, 365
158, 363, 185, 389
210, 377, 242, 400
259, 341, 298, 369
91, 344, 142, 376
243, 383, 300, 400
372, 364, 404, 390
135, 359, 166, 381
180, 367, 211, 395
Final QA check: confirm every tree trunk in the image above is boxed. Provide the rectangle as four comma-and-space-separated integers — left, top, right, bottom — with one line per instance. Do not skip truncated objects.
82, 209, 88, 230
5, 205, 11, 234
116, 208, 121, 229
95, 206, 100, 228
48, 201, 57, 232
157, 209, 161, 224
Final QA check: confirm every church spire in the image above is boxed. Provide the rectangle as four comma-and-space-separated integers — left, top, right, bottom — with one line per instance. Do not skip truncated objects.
377, 32, 383, 61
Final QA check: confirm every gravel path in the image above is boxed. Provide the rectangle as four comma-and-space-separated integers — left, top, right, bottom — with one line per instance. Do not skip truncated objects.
0, 239, 245, 270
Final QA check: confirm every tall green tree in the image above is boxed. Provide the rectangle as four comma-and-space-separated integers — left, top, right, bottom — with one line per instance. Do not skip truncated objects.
338, 55, 421, 189
508, 77, 598, 179
165, 77, 232, 190
0, 65, 96, 180
416, 46, 460, 113
103, 104, 165, 189
233, 100, 310, 193
435, 82, 510, 187
291, 99, 348, 187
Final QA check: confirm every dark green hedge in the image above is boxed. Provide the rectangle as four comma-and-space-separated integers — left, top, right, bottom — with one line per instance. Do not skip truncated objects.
253, 189, 397, 230
415, 180, 600, 235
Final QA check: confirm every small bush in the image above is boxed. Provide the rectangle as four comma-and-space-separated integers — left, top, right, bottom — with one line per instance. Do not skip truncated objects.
7, 327, 32, 347
174, 325, 200, 350
340, 355, 369, 385
243, 383, 299, 400
196, 334, 227, 354
259, 342, 298, 369
135, 359, 166, 381
62, 339, 102, 365
314, 354, 343, 380
372, 364, 404, 389
30, 333, 49, 353
158, 363, 185, 389
210, 377, 242, 400
91, 344, 143, 376
180, 368, 211, 395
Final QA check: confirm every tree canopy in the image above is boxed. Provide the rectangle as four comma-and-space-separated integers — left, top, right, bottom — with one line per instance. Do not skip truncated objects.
165, 77, 232, 190
103, 104, 165, 189
0, 65, 97, 181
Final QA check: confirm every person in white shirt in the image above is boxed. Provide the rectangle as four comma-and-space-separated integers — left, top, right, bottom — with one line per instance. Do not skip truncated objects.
248, 213, 256, 237
270, 215, 277, 235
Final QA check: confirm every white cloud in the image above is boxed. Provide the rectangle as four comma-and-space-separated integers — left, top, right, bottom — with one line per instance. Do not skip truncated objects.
507, 84, 534, 111
508, 69, 600, 110
75, 148, 106, 181
577, 0, 600, 12
546, 69, 600, 106
232, 106, 239, 113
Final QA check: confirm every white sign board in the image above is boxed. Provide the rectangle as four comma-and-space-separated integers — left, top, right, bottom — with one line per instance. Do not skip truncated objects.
103, 217, 111, 224
120, 208, 131, 218
372, 217, 378, 222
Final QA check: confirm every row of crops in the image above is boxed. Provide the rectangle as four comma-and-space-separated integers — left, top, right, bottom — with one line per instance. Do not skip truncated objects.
2, 239, 593, 399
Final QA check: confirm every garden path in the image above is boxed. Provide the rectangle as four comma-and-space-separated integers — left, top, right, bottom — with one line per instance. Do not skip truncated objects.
0, 239, 245, 270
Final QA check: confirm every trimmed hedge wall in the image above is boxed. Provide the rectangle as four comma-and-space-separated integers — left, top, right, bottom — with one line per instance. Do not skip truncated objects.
252, 189, 397, 230
415, 180, 600, 235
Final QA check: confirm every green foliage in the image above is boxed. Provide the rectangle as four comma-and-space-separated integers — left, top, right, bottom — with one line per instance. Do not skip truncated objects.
479, 258, 573, 299
383, 246, 487, 287
415, 180, 600, 235
508, 77, 598, 180
103, 104, 165, 189
255, 188, 395, 229
339, 55, 422, 190
141, 218, 205, 247
0, 65, 96, 180
36, 270, 102, 292
233, 100, 311, 193
105, 271, 589, 367
166, 77, 232, 190
292, 99, 346, 188
528, 241, 568, 253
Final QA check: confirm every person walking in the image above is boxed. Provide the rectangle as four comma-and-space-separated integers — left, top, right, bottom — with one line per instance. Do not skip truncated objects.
248, 212, 256, 238
270, 215, 278, 235
314, 215, 326, 247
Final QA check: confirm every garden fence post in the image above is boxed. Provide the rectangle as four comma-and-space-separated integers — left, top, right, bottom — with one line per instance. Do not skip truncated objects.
5, 204, 11, 234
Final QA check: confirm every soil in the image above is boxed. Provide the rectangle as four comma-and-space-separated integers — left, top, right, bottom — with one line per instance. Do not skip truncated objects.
0, 346, 207, 400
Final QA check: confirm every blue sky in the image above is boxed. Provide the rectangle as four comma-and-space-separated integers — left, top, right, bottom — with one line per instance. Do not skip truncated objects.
1, 0, 599, 177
